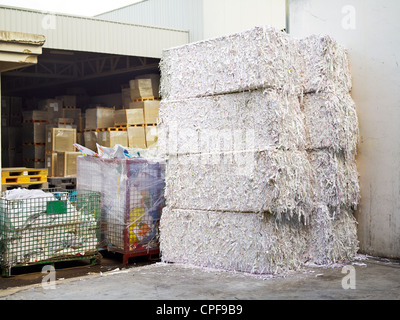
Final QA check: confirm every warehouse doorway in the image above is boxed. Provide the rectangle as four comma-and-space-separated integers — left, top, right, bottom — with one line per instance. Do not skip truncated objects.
1, 48, 160, 171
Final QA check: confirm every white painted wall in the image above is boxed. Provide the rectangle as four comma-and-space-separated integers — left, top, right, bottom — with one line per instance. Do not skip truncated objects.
203, 0, 286, 39
289, 0, 400, 259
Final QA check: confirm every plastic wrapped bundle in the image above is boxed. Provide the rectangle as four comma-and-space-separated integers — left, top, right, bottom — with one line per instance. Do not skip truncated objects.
166, 149, 314, 222
308, 204, 359, 265
77, 156, 165, 252
160, 208, 311, 275
308, 150, 360, 213
302, 92, 359, 158
298, 35, 352, 94
160, 26, 301, 100
158, 89, 305, 157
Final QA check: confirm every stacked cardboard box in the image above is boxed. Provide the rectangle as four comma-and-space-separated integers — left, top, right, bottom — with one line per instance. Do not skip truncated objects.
2, 97, 23, 168
21, 109, 48, 169
85, 107, 115, 130
114, 105, 159, 149
45, 127, 77, 177
38, 99, 63, 123
83, 107, 127, 150
97, 129, 128, 148
121, 74, 160, 106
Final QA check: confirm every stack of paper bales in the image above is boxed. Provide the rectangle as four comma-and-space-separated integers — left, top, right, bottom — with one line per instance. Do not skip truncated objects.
159, 26, 360, 274
298, 35, 360, 264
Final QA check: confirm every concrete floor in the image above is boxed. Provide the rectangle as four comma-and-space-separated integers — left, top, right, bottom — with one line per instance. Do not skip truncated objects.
0, 255, 399, 300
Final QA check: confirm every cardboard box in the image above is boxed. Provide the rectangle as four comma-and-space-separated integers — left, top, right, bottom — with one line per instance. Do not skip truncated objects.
38, 99, 63, 122
23, 159, 45, 169
98, 130, 128, 148
145, 126, 158, 148
128, 127, 146, 149
46, 128, 76, 153
77, 132, 84, 146
2, 149, 23, 168
84, 131, 98, 151
129, 79, 154, 100
128, 100, 159, 124
45, 152, 57, 177
132, 74, 160, 99
62, 107, 81, 119
22, 110, 48, 122
56, 95, 77, 107
2, 127, 22, 150
85, 107, 115, 130
121, 88, 131, 108
114, 109, 144, 126
56, 151, 81, 177
23, 122, 47, 144
143, 101, 160, 124
23, 144, 45, 160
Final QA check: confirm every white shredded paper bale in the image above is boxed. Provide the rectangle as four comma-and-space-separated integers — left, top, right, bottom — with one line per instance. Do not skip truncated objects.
308, 204, 359, 265
160, 207, 359, 274
308, 150, 360, 212
165, 149, 314, 221
302, 91, 359, 158
160, 208, 310, 274
157, 26, 361, 274
298, 34, 352, 94
158, 89, 306, 157
160, 26, 301, 100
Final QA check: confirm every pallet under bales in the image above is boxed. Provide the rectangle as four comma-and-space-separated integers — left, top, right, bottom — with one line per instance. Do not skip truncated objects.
158, 25, 360, 274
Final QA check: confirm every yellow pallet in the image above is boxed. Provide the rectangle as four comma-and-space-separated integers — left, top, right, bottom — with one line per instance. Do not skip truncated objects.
2, 168, 48, 185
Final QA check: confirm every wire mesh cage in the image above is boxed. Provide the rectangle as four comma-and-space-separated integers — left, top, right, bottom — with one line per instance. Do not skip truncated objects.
0, 188, 101, 276
77, 157, 165, 264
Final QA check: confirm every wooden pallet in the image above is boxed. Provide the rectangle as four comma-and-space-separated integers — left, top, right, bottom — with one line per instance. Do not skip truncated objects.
132, 97, 161, 102
1, 252, 100, 277
1, 182, 49, 192
47, 176, 76, 190
22, 119, 48, 123
114, 123, 157, 128
96, 127, 127, 132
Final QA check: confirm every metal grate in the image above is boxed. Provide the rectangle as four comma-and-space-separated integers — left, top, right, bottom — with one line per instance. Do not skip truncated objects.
0, 188, 100, 274
101, 159, 165, 255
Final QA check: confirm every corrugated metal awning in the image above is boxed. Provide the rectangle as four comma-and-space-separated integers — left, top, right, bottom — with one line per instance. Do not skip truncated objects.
0, 5, 189, 58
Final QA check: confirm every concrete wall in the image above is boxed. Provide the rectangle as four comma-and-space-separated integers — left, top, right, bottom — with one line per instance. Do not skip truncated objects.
289, 0, 400, 259
203, 0, 286, 39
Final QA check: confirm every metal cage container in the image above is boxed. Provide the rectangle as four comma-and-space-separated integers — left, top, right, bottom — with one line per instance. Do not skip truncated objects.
77, 157, 165, 265
0, 189, 101, 277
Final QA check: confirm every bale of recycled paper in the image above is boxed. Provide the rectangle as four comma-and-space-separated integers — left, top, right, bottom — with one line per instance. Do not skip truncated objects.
165, 149, 314, 222
297, 34, 352, 94
160, 206, 359, 274
160, 207, 310, 274
302, 91, 359, 158
308, 150, 360, 213
307, 204, 359, 265
158, 89, 305, 157
160, 26, 301, 100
